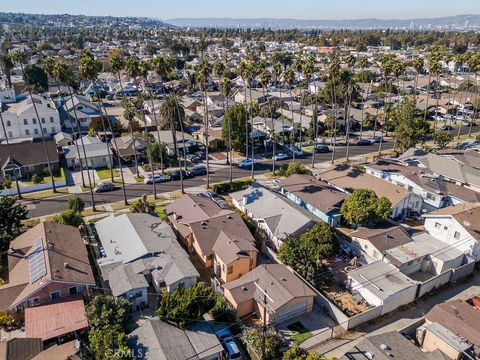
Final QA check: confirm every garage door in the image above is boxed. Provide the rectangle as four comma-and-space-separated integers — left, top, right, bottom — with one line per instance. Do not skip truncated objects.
275, 299, 308, 324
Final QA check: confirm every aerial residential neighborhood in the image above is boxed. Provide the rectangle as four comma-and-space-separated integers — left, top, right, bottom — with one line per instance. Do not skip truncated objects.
0, 2, 480, 359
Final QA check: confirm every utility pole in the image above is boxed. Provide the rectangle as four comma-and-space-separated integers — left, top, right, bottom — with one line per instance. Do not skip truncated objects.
254, 282, 273, 360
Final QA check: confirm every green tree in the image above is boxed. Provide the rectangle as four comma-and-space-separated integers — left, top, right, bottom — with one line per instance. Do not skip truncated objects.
242, 328, 282, 360
156, 282, 216, 328
31, 173, 43, 184
86, 295, 131, 331
393, 98, 430, 152
88, 326, 131, 360
282, 344, 330, 360
0, 311, 14, 330
53, 209, 83, 227
433, 130, 454, 149
147, 141, 168, 166
129, 194, 156, 214
277, 162, 312, 177
341, 189, 392, 226
23, 64, 48, 92
67, 196, 85, 212
0, 197, 27, 252
222, 103, 250, 152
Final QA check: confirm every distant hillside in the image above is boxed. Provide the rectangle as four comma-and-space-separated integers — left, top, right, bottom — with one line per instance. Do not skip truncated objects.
166, 14, 480, 30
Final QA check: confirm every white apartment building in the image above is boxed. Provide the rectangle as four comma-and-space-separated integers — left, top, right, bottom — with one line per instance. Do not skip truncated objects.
0, 94, 61, 141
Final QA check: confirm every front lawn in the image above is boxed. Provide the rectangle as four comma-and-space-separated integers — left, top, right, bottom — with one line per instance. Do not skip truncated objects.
97, 168, 119, 180
21, 188, 69, 199
287, 322, 313, 344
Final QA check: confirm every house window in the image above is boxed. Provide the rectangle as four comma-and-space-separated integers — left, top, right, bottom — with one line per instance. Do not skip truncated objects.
32, 118, 37, 124
51, 127, 56, 134
443, 226, 448, 231
68, 286, 78, 295
227, 265, 233, 274
25, 129, 30, 135
50, 116, 54, 123
454, 231, 461, 239
50, 290, 61, 300
435, 222, 441, 229
23, 119, 28, 125
134, 291, 143, 298
34, 128, 38, 135
426, 193, 435, 200
6, 120, 10, 127
27, 297, 40, 307
8, 131, 12, 137
43, 128, 47, 134
407, 186, 413, 191
41, 118, 45, 124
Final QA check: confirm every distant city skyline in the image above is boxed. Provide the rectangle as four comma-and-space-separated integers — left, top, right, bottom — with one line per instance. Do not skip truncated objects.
1, 0, 479, 21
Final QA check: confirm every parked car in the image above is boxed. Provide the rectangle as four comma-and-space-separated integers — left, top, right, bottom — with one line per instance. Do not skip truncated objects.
189, 166, 207, 176
315, 145, 330, 153
143, 175, 166, 184
441, 125, 454, 130
273, 152, 289, 160
216, 328, 243, 360
356, 138, 372, 145
202, 191, 228, 208
372, 136, 383, 143
168, 170, 193, 180
285, 145, 303, 156
93, 182, 116, 193
237, 159, 254, 168
186, 154, 199, 163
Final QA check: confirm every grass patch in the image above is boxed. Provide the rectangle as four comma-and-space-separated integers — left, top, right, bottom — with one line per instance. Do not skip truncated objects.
21, 218, 41, 230
155, 205, 167, 220
88, 215, 110, 224
21, 188, 69, 199
81, 206, 106, 217
134, 175, 145, 182
111, 202, 129, 211
287, 322, 313, 344
97, 168, 119, 180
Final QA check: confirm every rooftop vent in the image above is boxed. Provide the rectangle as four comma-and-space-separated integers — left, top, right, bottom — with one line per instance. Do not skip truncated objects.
242, 286, 248, 291
201, 221, 207, 226
380, 344, 390, 351
63, 262, 70, 268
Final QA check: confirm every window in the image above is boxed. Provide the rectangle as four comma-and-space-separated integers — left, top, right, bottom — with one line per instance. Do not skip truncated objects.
8, 131, 12, 138
51, 127, 56, 133
23, 119, 28, 125
435, 222, 441, 229
6, 120, 10, 127
27, 297, 40, 307
443, 226, 448, 231
454, 231, 461, 239
41, 118, 45, 124
34, 128, 38, 135
50, 116, 54, 123
25, 129, 30, 135
43, 127, 47, 134
50, 290, 61, 300
426, 193, 435, 200
134, 291, 143, 298
68, 286, 78, 295
227, 266, 233, 274
407, 185, 413, 191
32, 118, 37, 124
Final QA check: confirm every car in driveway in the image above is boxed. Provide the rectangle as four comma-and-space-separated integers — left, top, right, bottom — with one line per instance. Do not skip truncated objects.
168, 170, 193, 180
441, 125, 454, 130
216, 328, 243, 360
237, 159, 254, 168
273, 152, 289, 160
315, 145, 330, 153
143, 175, 166, 184
189, 165, 208, 176
93, 182, 116, 193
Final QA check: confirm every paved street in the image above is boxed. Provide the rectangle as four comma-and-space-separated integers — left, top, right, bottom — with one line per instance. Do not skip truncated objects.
25, 142, 394, 218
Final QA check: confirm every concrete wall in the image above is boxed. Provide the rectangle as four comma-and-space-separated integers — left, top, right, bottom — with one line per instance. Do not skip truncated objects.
450, 259, 476, 282
346, 305, 383, 329
0, 179, 67, 196
418, 270, 452, 298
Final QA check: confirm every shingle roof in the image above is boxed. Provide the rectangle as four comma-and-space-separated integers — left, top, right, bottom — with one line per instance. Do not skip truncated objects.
0, 141, 58, 170
352, 225, 413, 254
0, 338, 43, 360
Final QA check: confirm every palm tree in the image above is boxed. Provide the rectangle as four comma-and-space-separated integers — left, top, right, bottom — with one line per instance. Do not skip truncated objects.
300, 56, 315, 153
220, 76, 234, 183
80, 50, 128, 206
328, 57, 341, 164
259, 68, 277, 173
358, 56, 369, 140
237, 60, 250, 157
283, 67, 296, 161
160, 95, 186, 193
467, 53, 480, 136
197, 60, 212, 188
412, 57, 424, 97
11, 49, 57, 191
272, 61, 285, 145
244, 61, 258, 179
0, 53, 14, 89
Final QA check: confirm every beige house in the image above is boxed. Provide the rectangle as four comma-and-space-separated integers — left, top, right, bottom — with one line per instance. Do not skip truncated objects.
223, 264, 315, 324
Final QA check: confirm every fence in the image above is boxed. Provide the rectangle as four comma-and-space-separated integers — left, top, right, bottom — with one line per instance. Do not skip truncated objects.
450, 258, 476, 282
417, 270, 452, 298
0, 179, 67, 196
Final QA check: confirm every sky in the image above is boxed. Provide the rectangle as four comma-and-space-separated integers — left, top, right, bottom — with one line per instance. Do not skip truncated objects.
1, 0, 478, 20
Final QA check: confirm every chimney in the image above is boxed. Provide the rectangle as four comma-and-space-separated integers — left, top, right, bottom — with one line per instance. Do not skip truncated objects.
243, 195, 248, 206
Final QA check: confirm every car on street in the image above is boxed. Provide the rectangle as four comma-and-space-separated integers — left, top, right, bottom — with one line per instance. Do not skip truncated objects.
143, 175, 166, 184
93, 182, 116, 193
356, 138, 372, 145
315, 145, 330, 153
372, 136, 383, 143
273, 152, 289, 160
285, 145, 304, 156
168, 170, 193, 180
216, 328, 243, 360
441, 125, 454, 130
189, 165, 208, 176
237, 159, 255, 168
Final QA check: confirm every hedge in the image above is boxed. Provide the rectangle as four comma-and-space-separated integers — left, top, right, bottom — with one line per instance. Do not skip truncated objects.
212, 178, 253, 195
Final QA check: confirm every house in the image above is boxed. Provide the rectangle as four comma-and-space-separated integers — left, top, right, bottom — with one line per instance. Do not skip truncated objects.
278, 174, 346, 227
341, 331, 443, 360
347, 261, 419, 315
423, 299, 480, 356
62, 94, 101, 129
422, 203, 480, 261
63, 136, 112, 169
0, 95, 61, 141
110, 134, 148, 161
95, 214, 199, 308
128, 320, 224, 360
0, 222, 95, 311
319, 164, 423, 219
0, 141, 59, 180
193, 126, 225, 150
165, 194, 257, 283
365, 159, 480, 209
0, 338, 43, 360
252, 116, 293, 136
25, 299, 88, 341
223, 264, 316, 324
31, 341, 81, 360
231, 183, 316, 250
53, 132, 73, 147
150, 130, 196, 156
234, 89, 268, 105
418, 322, 473, 360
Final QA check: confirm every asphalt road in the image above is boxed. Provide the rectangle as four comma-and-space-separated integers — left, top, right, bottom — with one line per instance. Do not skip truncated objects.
25, 142, 395, 219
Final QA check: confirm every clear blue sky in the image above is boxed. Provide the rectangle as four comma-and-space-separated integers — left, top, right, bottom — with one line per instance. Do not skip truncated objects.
2, 0, 478, 20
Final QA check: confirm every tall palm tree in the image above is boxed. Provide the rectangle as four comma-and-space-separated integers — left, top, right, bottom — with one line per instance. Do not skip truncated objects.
80, 50, 128, 206
52, 59, 97, 207
220, 77, 234, 183
283, 67, 296, 161
467, 53, 480, 136
412, 57, 424, 98
301, 56, 315, 153
358, 56, 369, 140
197, 60, 212, 188
160, 95, 186, 193
237, 60, 250, 157
244, 61, 257, 179
328, 57, 341, 164
121, 98, 140, 176
0, 53, 14, 89
11, 49, 57, 191
259, 69, 277, 174
272, 61, 285, 145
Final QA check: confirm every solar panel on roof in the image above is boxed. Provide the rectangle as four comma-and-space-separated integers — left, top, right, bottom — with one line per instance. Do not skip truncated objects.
29, 238, 46, 284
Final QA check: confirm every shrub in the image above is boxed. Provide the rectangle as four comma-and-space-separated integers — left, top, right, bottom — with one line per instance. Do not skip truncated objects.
31, 174, 43, 184
0, 311, 14, 329
277, 162, 312, 177
68, 196, 85, 212
212, 178, 253, 195
2, 178, 12, 189
53, 209, 83, 227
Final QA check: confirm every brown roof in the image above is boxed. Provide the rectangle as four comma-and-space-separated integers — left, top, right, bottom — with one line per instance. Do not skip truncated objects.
223, 264, 315, 311
319, 164, 407, 204
0, 338, 43, 360
0, 222, 95, 310
111, 134, 148, 157
426, 299, 480, 353
352, 225, 413, 254
31, 341, 81, 360
25, 299, 88, 341
279, 174, 346, 213
212, 230, 257, 265
0, 141, 58, 170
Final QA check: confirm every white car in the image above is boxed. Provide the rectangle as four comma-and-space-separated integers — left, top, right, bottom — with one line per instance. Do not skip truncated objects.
273, 152, 289, 160
237, 159, 254, 168
144, 175, 165, 184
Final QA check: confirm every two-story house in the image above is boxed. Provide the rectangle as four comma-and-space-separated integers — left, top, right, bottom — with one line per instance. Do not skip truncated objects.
63, 94, 101, 130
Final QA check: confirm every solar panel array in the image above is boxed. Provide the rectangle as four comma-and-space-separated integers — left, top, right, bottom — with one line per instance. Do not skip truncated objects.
29, 238, 46, 284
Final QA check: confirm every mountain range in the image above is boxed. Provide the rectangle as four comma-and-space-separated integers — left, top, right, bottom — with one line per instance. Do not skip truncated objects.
166, 14, 480, 30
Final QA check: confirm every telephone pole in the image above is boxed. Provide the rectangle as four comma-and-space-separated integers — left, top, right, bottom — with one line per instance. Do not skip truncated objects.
254, 282, 273, 360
